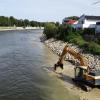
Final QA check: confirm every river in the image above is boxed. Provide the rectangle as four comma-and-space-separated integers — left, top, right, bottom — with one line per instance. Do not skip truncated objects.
0, 30, 79, 100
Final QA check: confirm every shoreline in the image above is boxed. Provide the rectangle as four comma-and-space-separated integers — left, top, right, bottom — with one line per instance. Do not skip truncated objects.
43, 38, 100, 100
0, 27, 44, 31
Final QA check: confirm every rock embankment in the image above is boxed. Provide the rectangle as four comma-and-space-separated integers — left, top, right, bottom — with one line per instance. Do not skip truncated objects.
44, 38, 100, 71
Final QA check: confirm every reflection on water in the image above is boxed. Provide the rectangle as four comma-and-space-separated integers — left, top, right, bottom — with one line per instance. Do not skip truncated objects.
0, 30, 79, 100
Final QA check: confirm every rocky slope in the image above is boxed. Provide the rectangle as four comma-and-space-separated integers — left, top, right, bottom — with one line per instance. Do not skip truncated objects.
44, 38, 100, 71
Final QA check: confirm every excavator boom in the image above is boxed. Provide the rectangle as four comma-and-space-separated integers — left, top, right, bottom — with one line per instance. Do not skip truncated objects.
54, 45, 88, 70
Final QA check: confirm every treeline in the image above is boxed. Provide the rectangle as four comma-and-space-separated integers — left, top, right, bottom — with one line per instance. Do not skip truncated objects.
43, 23, 100, 55
0, 16, 45, 27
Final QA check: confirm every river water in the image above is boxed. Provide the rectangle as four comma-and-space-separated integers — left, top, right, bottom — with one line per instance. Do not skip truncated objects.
0, 30, 79, 100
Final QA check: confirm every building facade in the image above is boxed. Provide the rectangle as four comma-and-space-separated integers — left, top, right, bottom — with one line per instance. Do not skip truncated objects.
74, 15, 100, 29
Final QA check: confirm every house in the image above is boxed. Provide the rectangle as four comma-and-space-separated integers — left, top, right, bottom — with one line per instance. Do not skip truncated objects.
62, 18, 77, 25
74, 15, 100, 29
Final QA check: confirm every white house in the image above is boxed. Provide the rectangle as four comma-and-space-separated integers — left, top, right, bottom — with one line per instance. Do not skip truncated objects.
74, 15, 100, 29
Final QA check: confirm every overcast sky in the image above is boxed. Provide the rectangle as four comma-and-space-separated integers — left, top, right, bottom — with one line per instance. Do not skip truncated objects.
0, 0, 100, 22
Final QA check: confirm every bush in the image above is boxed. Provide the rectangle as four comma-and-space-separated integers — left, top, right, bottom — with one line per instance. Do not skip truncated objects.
57, 25, 76, 41
66, 32, 86, 46
83, 28, 95, 35
43, 23, 58, 39
56, 24, 68, 40
85, 42, 100, 55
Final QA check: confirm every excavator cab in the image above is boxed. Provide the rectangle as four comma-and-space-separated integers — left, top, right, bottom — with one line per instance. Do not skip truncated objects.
74, 66, 100, 87
74, 66, 87, 81
75, 67, 83, 78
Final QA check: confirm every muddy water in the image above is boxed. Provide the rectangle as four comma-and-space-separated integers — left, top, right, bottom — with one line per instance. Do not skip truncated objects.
0, 30, 79, 100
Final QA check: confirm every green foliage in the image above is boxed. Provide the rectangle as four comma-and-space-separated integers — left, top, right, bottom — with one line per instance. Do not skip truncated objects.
0, 16, 45, 27
0, 16, 9, 26
43, 23, 58, 39
84, 42, 100, 55
66, 33, 86, 46
83, 28, 95, 35
55, 22, 60, 27
43, 23, 100, 55
56, 24, 68, 40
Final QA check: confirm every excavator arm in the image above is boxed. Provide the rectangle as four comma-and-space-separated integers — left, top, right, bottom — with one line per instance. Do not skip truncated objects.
54, 45, 88, 70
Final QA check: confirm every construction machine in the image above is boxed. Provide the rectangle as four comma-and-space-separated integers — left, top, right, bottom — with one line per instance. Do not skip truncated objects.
54, 45, 100, 91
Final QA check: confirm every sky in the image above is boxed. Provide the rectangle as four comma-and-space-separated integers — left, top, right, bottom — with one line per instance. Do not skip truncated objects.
0, 0, 100, 22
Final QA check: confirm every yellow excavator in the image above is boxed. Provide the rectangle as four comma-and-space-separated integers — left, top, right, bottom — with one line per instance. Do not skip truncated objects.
54, 45, 100, 91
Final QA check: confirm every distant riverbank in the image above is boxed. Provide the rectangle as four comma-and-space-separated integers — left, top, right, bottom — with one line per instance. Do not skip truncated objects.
0, 27, 44, 31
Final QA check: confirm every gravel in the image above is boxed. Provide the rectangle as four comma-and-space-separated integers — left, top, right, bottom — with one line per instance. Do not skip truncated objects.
44, 38, 100, 71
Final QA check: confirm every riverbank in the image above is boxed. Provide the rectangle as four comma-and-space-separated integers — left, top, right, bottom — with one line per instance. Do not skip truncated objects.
0, 27, 44, 31
43, 38, 100, 100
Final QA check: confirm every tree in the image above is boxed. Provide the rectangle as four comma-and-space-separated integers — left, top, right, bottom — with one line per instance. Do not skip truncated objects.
0, 16, 46, 27
24, 19, 30, 27
9, 16, 16, 26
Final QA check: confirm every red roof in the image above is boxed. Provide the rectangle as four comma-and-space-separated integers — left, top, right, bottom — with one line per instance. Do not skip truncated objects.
65, 20, 76, 25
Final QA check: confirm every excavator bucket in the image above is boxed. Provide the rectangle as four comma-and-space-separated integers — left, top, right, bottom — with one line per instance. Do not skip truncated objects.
54, 63, 63, 70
